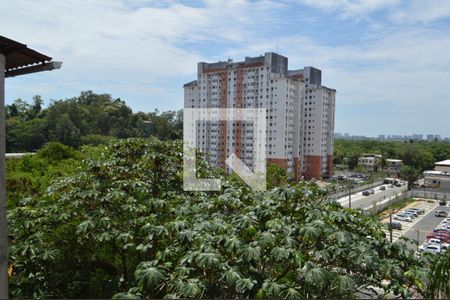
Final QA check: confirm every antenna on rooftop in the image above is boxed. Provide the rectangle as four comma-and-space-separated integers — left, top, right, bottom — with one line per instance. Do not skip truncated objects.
276, 41, 278, 54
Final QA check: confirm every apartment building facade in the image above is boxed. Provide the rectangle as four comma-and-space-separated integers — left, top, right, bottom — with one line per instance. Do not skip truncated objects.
183, 52, 336, 180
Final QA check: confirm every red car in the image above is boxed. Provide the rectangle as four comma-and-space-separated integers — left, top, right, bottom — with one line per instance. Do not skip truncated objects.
427, 231, 450, 238
427, 234, 450, 243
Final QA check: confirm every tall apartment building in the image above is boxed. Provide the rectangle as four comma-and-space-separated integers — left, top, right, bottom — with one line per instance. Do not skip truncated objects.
184, 52, 336, 180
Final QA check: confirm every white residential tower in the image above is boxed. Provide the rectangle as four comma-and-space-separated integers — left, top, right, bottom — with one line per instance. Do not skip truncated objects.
184, 52, 336, 180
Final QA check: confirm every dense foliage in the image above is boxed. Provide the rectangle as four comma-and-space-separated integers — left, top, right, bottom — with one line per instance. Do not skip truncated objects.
5, 92, 182, 152
334, 139, 450, 172
6, 142, 82, 206
334, 139, 450, 188
7, 138, 448, 299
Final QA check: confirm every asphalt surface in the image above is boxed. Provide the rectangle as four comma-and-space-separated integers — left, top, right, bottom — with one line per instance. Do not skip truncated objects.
337, 183, 408, 209
403, 203, 450, 249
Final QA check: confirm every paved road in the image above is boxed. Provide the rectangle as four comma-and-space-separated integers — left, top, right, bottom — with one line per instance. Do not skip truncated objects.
337, 183, 408, 209
403, 203, 450, 250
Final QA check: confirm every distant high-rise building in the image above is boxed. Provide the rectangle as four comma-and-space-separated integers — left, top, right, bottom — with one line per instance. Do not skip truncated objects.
412, 134, 423, 141
184, 52, 336, 180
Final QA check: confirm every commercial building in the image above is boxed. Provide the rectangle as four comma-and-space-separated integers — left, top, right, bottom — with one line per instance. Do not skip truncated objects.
423, 159, 450, 191
357, 154, 382, 172
434, 159, 450, 173
184, 52, 336, 180
383, 159, 403, 176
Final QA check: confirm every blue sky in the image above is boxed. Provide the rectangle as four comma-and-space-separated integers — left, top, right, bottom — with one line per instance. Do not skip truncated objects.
2, 0, 450, 137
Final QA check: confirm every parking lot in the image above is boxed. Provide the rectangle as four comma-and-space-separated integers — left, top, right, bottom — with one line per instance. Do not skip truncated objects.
403, 203, 450, 252
382, 199, 438, 243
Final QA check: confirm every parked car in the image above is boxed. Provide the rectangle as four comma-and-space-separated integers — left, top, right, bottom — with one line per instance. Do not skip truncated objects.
362, 190, 370, 196
440, 221, 450, 227
421, 244, 442, 254
402, 211, 418, 218
407, 208, 425, 214
427, 238, 450, 249
393, 214, 412, 222
379, 185, 386, 190
427, 233, 450, 243
433, 228, 450, 234
435, 211, 448, 217
439, 199, 447, 206
385, 222, 402, 230
428, 238, 443, 245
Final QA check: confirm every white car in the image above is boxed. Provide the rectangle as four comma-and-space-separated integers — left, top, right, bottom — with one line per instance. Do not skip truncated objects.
402, 211, 418, 218
393, 214, 412, 222
408, 208, 425, 214
421, 244, 442, 254
429, 238, 443, 245
435, 226, 450, 233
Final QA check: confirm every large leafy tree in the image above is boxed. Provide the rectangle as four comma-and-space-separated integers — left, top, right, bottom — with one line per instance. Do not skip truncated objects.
5, 91, 185, 152
7, 138, 447, 299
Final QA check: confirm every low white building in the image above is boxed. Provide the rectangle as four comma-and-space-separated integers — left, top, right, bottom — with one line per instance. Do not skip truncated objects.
358, 154, 382, 172
423, 159, 450, 191
434, 159, 450, 173
384, 159, 403, 176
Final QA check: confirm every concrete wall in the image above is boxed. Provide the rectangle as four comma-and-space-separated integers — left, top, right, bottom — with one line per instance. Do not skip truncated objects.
435, 165, 450, 172
329, 180, 384, 200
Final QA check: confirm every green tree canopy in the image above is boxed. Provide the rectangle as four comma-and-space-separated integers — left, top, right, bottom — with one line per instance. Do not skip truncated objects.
7, 138, 445, 299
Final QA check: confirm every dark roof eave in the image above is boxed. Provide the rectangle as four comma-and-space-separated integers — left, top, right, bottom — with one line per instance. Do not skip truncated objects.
0, 35, 52, 70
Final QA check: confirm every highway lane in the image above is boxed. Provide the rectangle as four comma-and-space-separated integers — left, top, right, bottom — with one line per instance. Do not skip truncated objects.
337, 183, 408, 209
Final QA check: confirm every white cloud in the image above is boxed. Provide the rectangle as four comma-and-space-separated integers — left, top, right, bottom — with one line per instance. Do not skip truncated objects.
1, 0, 450, 135
0, 0, 284, 110
390, 0, 450, 23
299, 0, 401, 17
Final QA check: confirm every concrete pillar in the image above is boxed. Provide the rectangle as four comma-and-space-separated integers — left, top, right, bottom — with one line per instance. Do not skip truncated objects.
0, 53, 8, 299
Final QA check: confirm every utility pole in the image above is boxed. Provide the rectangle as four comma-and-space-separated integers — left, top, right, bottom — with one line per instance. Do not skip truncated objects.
389, 212, 393, 243
416, 230, 420, 251
348, 185, 352, 208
